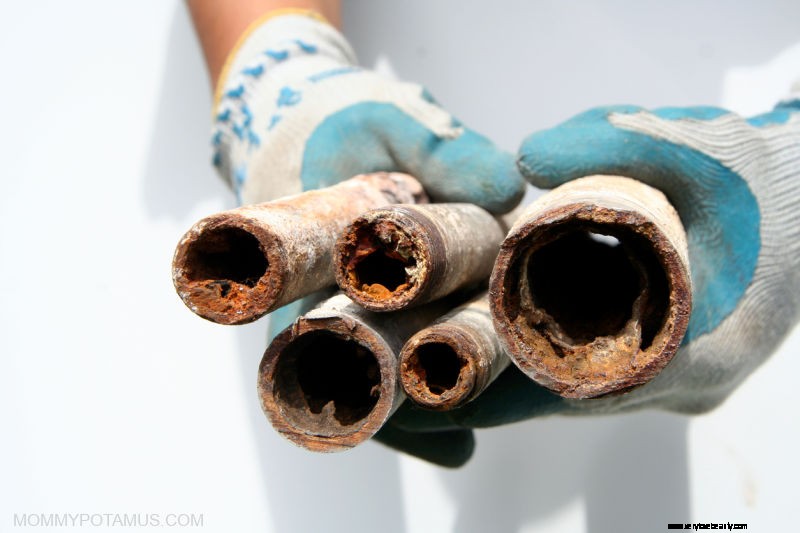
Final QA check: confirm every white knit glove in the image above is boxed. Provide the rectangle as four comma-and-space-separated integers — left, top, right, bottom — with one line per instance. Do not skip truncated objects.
211, 11, 523, 212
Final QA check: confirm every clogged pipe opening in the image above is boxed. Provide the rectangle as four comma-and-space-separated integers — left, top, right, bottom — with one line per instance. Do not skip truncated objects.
523, 224, 669, 350
354, 252, 408, 292
407, 342, 465, 395
273, 331, 381, 433
342, 220, 417, 300
183, 226, 268, 289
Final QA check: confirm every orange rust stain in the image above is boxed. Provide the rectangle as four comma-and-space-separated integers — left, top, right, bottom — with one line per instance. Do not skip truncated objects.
361, 282, 410, 300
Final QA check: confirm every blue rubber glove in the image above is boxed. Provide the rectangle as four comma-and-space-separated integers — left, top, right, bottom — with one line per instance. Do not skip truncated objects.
212, 11, 522, 467
389, 96, 800, 460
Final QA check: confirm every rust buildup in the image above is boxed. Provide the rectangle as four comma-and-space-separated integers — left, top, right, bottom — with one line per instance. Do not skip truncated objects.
489, 176, 692, 399
258, 294, 453, 452
399, 292, 509, 411
172, 173, 426, 325
343, 218, 416, 301
335, 204, 505, 312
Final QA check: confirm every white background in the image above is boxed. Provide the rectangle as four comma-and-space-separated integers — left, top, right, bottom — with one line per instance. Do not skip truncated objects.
1, 1, 799, 532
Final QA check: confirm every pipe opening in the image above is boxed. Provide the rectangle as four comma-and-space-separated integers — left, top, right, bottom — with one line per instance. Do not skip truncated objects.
354, 252, 409, 292
183, 227, 267, 287
410, 343, 465, 395
526, 226, 669, 348
274, 331, 381, 430
343, 220, 416, 299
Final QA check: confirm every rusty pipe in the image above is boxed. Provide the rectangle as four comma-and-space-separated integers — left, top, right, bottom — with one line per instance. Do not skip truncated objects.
490, 175, 692, 399
399, 291, 510, 411
172, 173, 426, 325
258, 294, 453, 452
334, 203, 505, 312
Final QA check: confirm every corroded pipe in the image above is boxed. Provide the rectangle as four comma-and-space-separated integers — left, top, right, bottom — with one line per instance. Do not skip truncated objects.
334, 203, 505, 312
172, 173, 426, 325
399, 291, 510, 411
490, 175, 692, 399
258, 294, 452, 452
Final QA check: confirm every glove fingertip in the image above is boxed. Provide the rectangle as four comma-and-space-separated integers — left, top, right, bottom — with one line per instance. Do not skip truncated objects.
516, 143, 566, 190
421, 130, 526, 214
477, 161, 526, 214
517, 105, 646, 189
517, 127, 595, 190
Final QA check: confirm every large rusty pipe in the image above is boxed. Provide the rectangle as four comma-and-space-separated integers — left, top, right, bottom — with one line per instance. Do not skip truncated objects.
399, 291, 510, 411
334, 203, 505, 312
490, 175, 692, 399
258, 294, 452, 452
172, 173, 425, 325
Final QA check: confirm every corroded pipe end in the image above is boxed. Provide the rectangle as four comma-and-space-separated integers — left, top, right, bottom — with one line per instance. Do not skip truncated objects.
490, 175, 692, 399
258, 312, 400, 452
172, 213, 286, 325
335, 208, 441, 312
172, 172, 427, 325
399, 324, 486, 411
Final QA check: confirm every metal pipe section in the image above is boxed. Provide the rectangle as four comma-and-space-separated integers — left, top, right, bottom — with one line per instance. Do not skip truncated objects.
399, 291, 510, 411
490, 175, 692, 399
258, 294, 452, 452
172, 173, 426, 325
334, 203, 505, 312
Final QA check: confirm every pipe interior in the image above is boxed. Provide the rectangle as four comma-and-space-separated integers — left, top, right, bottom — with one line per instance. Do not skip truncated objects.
274, 331, 381, 429
346, 222, 416, 296
354, 252, 409, 292
525, 226, 669, 349
410, 342, 465, 395
183, 226, 267, 289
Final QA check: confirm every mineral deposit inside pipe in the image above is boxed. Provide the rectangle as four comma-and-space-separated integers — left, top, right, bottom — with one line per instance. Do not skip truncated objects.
172, 173, 425, 325
400, 292, 510, 411
490, 175, 692, 399
258, 294, 449, 451
335, 204, 505, 312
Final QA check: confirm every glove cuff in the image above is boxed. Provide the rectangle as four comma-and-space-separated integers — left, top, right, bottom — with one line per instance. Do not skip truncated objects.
213, 10, 358, 113
210, 10, 359, 193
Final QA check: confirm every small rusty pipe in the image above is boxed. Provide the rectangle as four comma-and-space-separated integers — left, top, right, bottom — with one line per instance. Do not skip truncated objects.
258, 294, 453, 452
399, 291, 510, 411
334, 203, 505, 312
172, 173, 426, 325
490, 175, 692, 399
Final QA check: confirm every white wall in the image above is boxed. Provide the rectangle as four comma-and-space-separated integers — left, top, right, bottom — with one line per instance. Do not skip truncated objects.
0, 1, 797, 532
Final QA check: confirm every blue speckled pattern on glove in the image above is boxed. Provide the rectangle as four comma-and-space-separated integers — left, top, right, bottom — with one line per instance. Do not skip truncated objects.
211, 13, 523, 213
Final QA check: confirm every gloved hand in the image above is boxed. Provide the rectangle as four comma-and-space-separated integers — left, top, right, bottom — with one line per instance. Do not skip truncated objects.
386, 95, 800, 466
210, 10, 523, 466
211, 11, 523, 211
